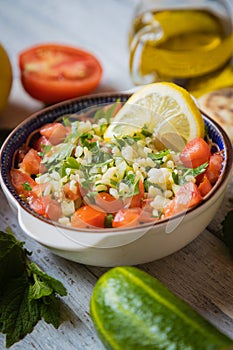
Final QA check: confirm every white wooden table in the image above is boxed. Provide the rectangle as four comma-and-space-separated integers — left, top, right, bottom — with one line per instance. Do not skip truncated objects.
1, 1, 233, 349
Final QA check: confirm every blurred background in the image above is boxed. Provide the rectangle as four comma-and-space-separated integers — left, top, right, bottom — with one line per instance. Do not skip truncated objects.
0, 0, 233, 137
0, 0, 138, 128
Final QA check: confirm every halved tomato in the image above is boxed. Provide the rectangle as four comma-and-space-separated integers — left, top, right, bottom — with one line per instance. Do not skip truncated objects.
19, 43, 103, 104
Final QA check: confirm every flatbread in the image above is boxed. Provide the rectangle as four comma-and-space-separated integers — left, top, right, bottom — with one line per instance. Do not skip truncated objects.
198, 87, 233, 143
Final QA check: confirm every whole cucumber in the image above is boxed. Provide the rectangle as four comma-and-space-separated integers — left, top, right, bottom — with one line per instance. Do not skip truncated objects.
90, 266, 233, 350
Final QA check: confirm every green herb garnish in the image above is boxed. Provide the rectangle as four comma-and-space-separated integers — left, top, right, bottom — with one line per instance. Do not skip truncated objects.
79, 133, 93, 147
183, 162, 208, 178
42, 143, 73, 167
172, 171, 179, 185
148, 149, 170, 163
141, 125, 152, 137
38, 144, 52, 157
178, 162, 208, 185
22, 181, 32, 191
93, 101, 121, 123
144, 178, 163, 192
0, 228, 67, 348
113, 135, 141, 150
104, 214, 114, 228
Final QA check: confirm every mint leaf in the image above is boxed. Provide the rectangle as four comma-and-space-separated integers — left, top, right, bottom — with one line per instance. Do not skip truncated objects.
29, 275, 54, 300
40, 295, 60, 328
29, 262, 67, 297
222, 210, 233, 257
0, 276, 40, 348
0, 230, 67, 348
0, 231, 27, 293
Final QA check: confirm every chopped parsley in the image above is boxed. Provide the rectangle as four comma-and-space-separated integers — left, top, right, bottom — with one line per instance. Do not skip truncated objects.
93, 101, 121, 123
23, 182, 32, 191
147, 149, 171, 165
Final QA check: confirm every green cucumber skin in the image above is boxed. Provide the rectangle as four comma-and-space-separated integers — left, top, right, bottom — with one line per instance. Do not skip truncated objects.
90, 266, 233, 350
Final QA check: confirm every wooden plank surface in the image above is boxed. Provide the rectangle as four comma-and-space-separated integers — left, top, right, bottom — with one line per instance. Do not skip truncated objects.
0, 176, 233, 349
0, 0, 233, 349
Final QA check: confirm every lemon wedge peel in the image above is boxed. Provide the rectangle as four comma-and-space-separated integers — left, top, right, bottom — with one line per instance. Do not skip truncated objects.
104, 82, 205, 149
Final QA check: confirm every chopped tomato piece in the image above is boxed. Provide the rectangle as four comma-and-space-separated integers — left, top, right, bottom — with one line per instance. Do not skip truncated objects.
28, 195, 62, 221
180, 137, 211, 168
19, 43, 102, 104
164, 182, 202, 218
29, 182, 49, 197
205, 152, 224, 184
63, 182, 81, 201
139, 211, 159, 223
33, 135, 51, 152
141, 198, 153, 209
94, 192, 124, 213
28, 195, 51, 216
10, 169, 36, 196
71, 205, 106, 228
40, 123, 67, 145
20, 148, 43, 175
139, 198, 159, 223
198, 175, 212, 197
129, 180, 144, 208
15, 145, 30, 163
45, 200, 62, 221
112, 208, 142, 228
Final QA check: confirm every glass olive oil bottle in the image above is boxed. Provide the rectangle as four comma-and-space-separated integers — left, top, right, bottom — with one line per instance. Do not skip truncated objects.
129, 7, 233, 94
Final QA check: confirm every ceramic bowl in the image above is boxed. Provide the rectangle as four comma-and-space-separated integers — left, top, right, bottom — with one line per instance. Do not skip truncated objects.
0, 93, 232, 266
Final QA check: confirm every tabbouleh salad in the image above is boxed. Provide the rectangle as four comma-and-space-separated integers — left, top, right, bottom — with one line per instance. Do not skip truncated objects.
10, 102, 224, 229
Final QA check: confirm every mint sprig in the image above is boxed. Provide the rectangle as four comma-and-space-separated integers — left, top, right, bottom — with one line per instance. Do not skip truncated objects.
0, 229, 67, 348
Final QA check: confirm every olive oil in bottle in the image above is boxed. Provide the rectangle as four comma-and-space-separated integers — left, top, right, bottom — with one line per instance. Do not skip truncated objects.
129, 8, 233, 89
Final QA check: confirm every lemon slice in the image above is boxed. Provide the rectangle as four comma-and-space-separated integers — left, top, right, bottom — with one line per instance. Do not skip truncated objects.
104, 102, 156, 140
105, 82, 204, 150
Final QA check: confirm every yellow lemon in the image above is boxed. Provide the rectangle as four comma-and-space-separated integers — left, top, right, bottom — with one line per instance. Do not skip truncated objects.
105, 82, 204, 150
0, 44, 12, 113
